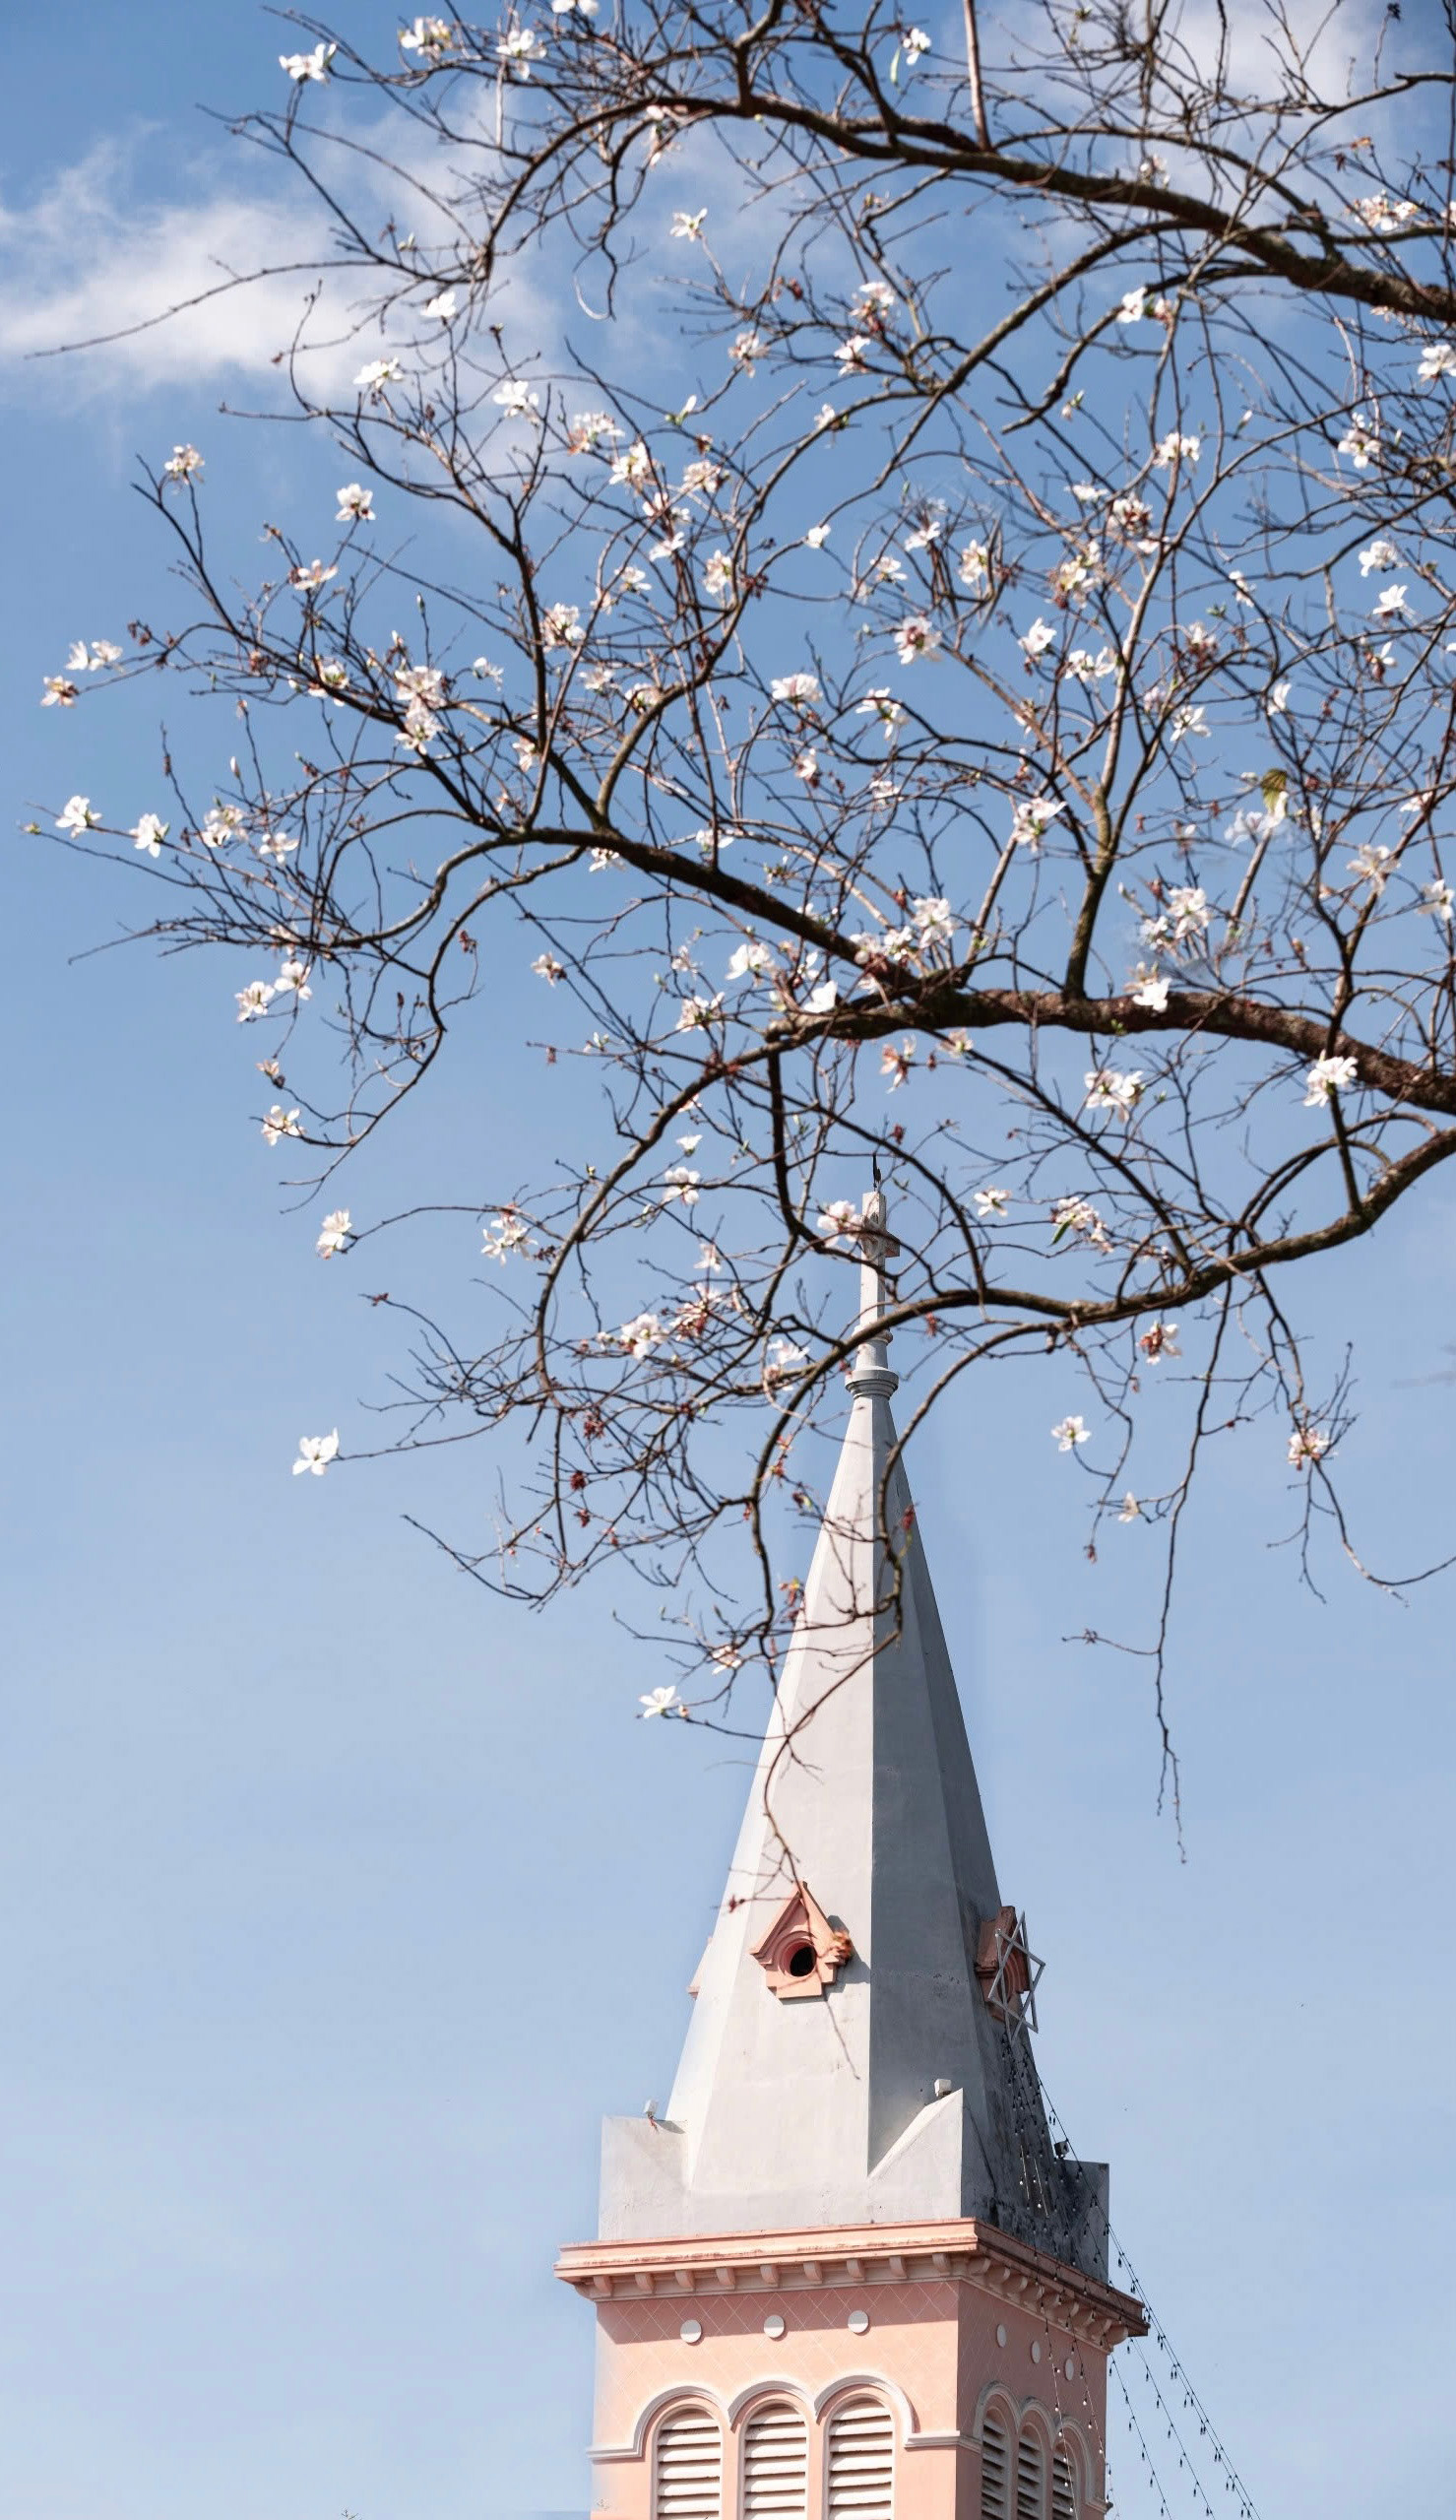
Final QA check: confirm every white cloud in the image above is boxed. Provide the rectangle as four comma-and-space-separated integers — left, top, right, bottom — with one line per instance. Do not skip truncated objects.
0, 139, 357, 400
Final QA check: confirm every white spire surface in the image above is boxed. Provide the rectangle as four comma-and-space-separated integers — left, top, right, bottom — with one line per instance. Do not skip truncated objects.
599, 1193, 1105, 2271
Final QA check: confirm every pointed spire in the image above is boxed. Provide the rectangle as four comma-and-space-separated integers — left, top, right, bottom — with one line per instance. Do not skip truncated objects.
598, 1188, 1106, 2277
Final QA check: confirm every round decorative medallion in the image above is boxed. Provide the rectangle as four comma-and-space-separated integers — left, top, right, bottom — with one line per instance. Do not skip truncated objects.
1031, 2339, 1043, 2364
679, 2320, 703, 2345
995, 2323, 1008, 2348
847, 2309, 870, 2336
763, 2313, 787, 2340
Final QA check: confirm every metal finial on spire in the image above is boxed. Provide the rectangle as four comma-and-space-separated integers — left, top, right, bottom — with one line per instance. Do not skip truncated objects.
847, 1184, 900, 1397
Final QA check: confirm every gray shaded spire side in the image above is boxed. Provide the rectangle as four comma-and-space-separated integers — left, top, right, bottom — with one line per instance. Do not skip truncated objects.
599, 1200, 1106, 2276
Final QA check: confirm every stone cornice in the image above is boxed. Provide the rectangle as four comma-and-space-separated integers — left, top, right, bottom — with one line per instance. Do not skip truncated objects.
555, 2217, 1147, 2348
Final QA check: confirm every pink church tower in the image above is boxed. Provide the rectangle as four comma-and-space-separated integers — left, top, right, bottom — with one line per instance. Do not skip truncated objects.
556, 1192, 1145, 2518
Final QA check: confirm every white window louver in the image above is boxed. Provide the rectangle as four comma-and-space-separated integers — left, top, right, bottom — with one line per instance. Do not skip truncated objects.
981, 2413, 1011, 2520
655, 2406, 723, 2520
1015, 2431, 1045, 2520
742, 2404, 809, 2519
827, 2398, 895, 2520
1051, 2446, 1077, 2520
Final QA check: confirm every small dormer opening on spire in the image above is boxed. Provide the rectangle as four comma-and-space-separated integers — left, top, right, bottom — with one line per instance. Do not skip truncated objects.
749, 1882, 854, 2000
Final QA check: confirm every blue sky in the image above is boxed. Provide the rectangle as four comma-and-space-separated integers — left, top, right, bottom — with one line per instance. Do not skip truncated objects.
3, 9, 1454, 2519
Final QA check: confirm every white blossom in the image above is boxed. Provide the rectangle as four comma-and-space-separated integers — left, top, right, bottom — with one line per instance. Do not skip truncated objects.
1418, 341, 1456, 382
1050, 1415, 1092, 1452
675, 993, 725, 1029
618, 1311, 666, 1359
235, 981, 277, 1022
670, 208, 707, 240
56, 795, 99, 836
816, 1199, 864, 1246
493, 377, 541, 418
292, 1431, 340, 1476
130, 813, 168, 857
836, 333, 873, 373
1010, 795, 1064, 851
1371, 582, 1408, 622
726, 938, 774, 983
804, 524, 831, 549
729, 331, 766, 372
974, 1186, 1008, 1218
639, 1685, 681, 1717
662, 1165, 701, 1206
1051, 1195, 1109, 1250
162, 443, 204, 480
423, 288, 459, 322
1358, 539, 1399, 576
400, 16, 455, 57
1138, 1320, 1179, 1363
540, 602, 584, 649
481, 1209, 532, 1262
957, 539, 990, 591
895, 614, 940, 665
281, 41, 336, 80
289, 558, 338, 593
1170, 703, 1210, 741
497, 24, 546, 72
1337, 412, 1379, 469
1085, 1067, 1145, 1113
1153, 431, 1200, 468
770, 672, 821, 706
1130, 971, 1170, 1010
41, 676, 79, 707
316, 1208, 352, 1258
1287, 1424, 1330, 1467
354, 357, 405, 394
1115, 288, 1152, 324
532, 952, 566, 983
1303, 1053, 1359, 1106
567, 411, 622, 453
880, 1038, 916, 1089
1267, 681, 1292, 714
911, 895, 956, 949
1419, 877, 1455, 921
261, 1104, 302, 1145
855, 686, 907, 742
1019, 616, 1056, 660
1118, 1493, 1141, 1523
1062, 646, 1117, 683
1348, 843, 1394, 892
792, 747, 819, 784
703, 549, 733, 598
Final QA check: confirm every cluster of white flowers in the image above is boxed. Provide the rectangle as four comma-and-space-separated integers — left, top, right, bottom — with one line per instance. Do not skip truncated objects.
1142, 885, 1211, 951
162, 443, 204, 482
568, 411, 622, 453
1152, 431, 1200, 469
1062, 646, 1117, 684
1357, 193, 1420, 234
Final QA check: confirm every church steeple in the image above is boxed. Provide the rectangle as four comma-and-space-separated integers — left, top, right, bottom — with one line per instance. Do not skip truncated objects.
557, 1192, 1143, 2520
598, 1187, 1101, 2271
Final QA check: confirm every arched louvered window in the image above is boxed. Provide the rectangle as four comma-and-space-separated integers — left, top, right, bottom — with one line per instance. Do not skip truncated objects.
826, 2396, 895, 2520
1050, 2445, 1078, 2520
1015, 2430, 1045, 2520
741, 2402, 809, 2519
980, 2411, 1011, 2519
655, 2405, 723, 2520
